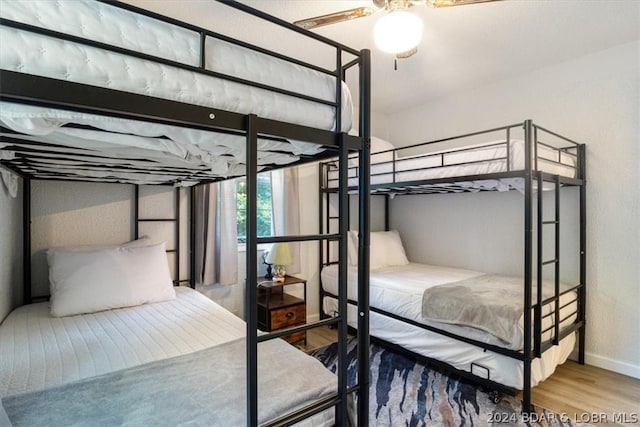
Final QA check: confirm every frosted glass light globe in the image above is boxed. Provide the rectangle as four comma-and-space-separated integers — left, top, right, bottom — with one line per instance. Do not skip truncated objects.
373, 10, 423, 54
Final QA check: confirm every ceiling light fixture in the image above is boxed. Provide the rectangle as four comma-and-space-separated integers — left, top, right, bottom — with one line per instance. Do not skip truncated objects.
373, 9, 423, 55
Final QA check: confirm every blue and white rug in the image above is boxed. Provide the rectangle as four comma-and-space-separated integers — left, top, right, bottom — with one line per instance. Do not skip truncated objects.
308, 337, 593, 427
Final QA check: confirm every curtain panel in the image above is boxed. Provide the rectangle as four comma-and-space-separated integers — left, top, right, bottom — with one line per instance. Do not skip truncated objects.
194, 181, 238, 286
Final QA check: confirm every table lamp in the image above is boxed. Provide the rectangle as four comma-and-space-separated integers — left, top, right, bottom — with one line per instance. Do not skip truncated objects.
265, 243, 292, 282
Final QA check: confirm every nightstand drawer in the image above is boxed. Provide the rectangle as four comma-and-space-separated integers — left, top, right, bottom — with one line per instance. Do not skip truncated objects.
270, 304, 306, 330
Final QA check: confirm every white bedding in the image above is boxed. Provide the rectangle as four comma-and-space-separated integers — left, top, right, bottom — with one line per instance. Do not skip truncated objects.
327, 139, 576, 192
321, 263, 578, 350
322, 263, 577, 389
0, 287, 245, 398
0, 287, 336, 425
324, 294, 574, 390
0, 0, 354, 184
0, 287, 333, 426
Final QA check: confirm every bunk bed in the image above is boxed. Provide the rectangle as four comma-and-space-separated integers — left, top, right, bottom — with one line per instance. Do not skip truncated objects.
319, 121, 587, 413
0, 0, 371, 425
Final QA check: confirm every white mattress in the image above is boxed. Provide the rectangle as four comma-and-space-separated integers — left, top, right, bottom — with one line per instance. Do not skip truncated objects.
321, 263, 578, 350
0, 287, 336, 425
0, 0, 354, 184
324, 295, 575, 390
0, 287, 245, 398
327, 139, 577, 192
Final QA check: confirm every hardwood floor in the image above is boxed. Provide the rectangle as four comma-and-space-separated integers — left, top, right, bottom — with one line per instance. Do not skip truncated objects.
304, 327, 640, 426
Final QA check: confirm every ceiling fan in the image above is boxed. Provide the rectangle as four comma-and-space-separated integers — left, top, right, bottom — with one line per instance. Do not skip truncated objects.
294, 0, 498, 60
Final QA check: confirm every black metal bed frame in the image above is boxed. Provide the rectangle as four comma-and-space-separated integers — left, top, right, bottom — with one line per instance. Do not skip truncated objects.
318, 120, 586, 414
0, 1, 371, 425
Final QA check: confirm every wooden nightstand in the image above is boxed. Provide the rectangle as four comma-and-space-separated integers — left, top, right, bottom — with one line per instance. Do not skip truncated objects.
257, 275, 306, 345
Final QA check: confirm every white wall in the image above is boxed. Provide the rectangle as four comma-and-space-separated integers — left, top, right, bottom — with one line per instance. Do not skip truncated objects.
0, 177, 22, 322
30, 181, 191, 297
387, 41, 640, 378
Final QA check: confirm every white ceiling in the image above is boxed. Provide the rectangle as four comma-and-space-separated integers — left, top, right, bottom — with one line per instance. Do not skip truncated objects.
128, 0, 640, 114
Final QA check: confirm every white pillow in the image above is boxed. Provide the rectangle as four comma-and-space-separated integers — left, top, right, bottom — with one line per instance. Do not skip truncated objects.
370, 230, 409, 270
48, 242, 175, 317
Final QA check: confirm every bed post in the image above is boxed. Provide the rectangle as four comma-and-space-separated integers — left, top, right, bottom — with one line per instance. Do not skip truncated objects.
22, 176, 31, 305
190, 186, 196, 289
384, 195, 390, 231
578, 144, 587, 364
522, 120, 534, 414
245, 114, 259, 427
357, 48, 371, 426
318, 163, 326, 320
336, 133, 350, 425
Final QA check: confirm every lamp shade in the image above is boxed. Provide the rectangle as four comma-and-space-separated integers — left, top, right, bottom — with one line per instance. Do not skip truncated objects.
265, 243, 292, 266
373, 10, 423, 54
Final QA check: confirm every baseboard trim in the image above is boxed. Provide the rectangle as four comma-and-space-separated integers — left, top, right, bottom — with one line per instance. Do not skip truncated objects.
571, 350, 640, 379
307, 313, 320, 323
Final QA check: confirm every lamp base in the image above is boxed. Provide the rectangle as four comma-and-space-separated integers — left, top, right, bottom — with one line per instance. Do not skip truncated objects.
273, 265, 287, 282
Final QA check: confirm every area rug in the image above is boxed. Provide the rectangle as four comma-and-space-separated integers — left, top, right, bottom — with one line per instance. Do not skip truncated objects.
308, 337, 594, 427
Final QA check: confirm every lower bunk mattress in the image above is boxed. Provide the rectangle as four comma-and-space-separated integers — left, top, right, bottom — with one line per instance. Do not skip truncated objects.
0, 287, 338, 426
321, 263, 577, 390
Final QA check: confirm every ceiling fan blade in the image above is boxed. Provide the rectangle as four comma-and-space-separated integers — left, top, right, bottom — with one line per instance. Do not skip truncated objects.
426, 0, 499, 7
293, 7, 375, 30
396, 47, 418, 59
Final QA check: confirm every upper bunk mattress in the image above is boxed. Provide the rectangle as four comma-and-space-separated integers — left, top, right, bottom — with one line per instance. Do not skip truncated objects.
321, 263, 578, 350
327, 139, 577, 192
0, 0, 354, 184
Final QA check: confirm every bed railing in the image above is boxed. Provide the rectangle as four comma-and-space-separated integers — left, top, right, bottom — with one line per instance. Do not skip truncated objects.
321, 121, 584, 192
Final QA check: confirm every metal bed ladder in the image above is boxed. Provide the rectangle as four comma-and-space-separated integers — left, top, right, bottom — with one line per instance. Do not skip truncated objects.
133, 185, 182, 286
534, 173, 563, 357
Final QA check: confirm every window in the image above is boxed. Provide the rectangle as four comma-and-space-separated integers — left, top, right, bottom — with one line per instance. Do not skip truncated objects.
236, 172, 273, 242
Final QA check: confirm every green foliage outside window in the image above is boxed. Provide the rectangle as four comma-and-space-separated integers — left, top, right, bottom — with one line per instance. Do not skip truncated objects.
236, 173, 273, 241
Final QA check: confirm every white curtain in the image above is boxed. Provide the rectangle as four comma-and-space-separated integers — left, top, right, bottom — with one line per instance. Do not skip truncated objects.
271, 167, 301, 275
194, 180, 238, 286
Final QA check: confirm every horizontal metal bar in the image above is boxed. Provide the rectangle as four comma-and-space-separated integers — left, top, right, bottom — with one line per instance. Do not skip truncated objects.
260, 393, 340, 427
540, 284, 582, 306
215, 0, 361, 56
542, 259, 558, 265
138, 218, 178, 222
396, 123, 523, 152
533, 124, 582, 147
367, 171, 528, 192
541, 324, 555, 335
256, 233, 340, 244
539, 322, 584, 353
325, 291, 524, 360
256, 317, 340, 342
537, 156, 577, 169
559, 310, 579, 324
0, 71, 348, 148
542, 220, 559, 225
537, 140, 577, 153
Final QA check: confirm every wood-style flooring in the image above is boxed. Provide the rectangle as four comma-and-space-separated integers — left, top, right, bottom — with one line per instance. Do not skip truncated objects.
303, 327, 640, 426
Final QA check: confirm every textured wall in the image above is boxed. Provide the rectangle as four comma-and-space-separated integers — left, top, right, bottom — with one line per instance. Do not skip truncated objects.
30, 181, 190, 298
0, 177, 22, 322
387, 41, 640, 378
